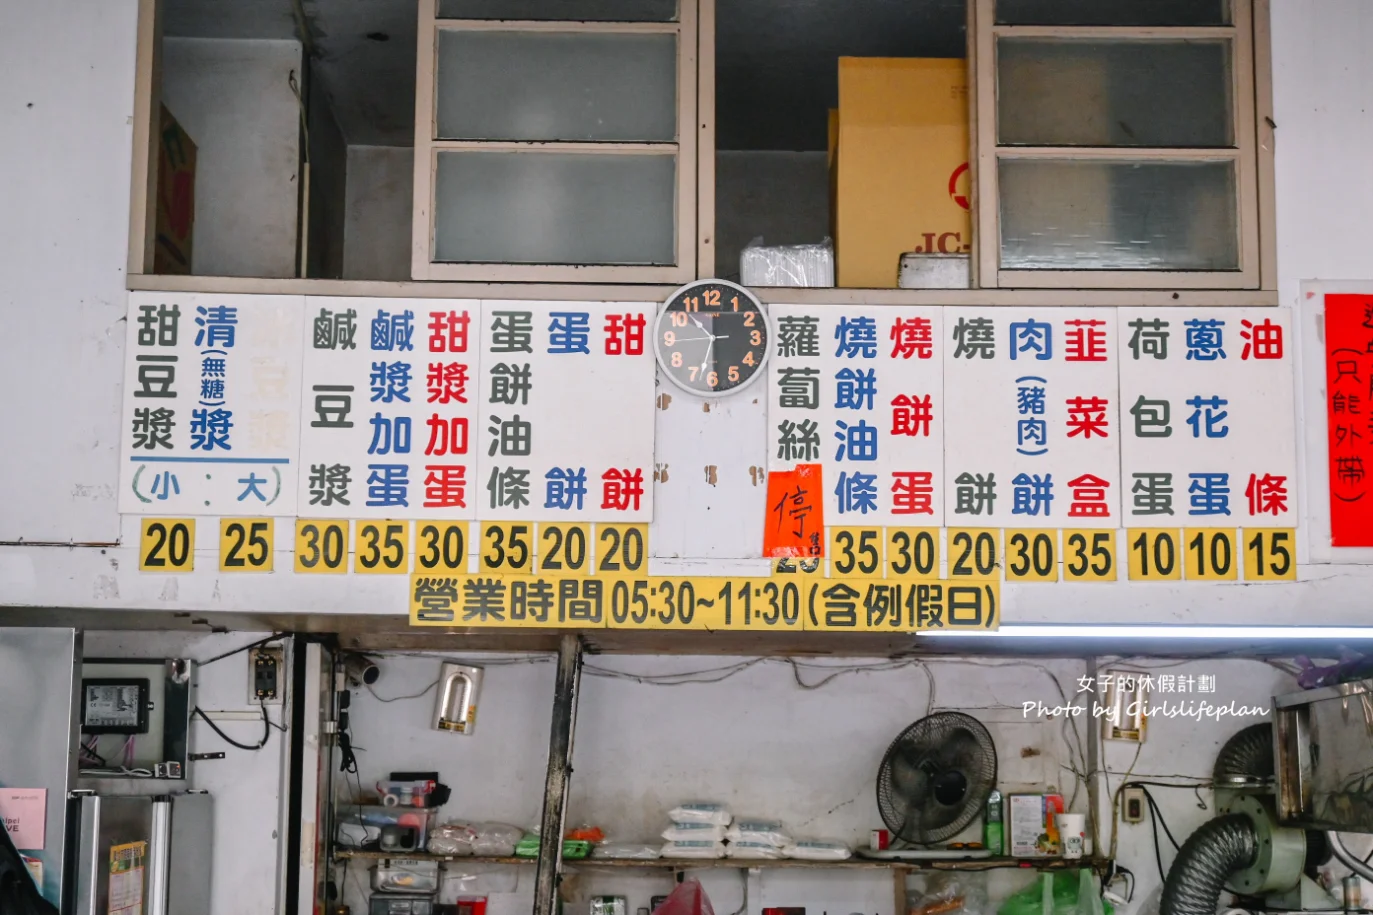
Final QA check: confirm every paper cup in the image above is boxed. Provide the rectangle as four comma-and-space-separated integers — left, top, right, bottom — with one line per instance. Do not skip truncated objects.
1056, 813, 1086, 859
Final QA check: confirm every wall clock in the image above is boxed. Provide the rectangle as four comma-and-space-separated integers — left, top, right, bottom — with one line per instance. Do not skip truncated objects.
654, 279, 769, 396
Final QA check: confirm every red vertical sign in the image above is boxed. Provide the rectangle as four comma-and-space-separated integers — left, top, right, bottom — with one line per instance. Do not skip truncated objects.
1325, 294, 1373, 545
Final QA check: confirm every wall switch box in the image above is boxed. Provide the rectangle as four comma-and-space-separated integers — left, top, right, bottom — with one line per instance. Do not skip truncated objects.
1123, 787, 1146, 824
249, 647, 284, 705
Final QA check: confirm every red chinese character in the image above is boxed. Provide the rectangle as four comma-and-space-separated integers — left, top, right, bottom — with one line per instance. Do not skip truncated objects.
1066, 474, 1111, 518
1065, 396, 1111, 438
424, 415, 469, 456
890, 317, 934, 360
423, 465, 467, 508
891, 472, 935, 515
1064, 319, 1108, 362
891, 394, 934, 437
426, 362, 469, 404
1245, 473, 1289, 515
604, 313, 646, 356
428, 311, 470, 353
601, 468, 645, 512
1240, 318, 1284, 360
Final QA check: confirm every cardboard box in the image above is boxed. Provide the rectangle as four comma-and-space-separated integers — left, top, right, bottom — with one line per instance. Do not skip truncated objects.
154, 104, 197, 275
834, 58, 969, 288
1008, 793, 1064, 857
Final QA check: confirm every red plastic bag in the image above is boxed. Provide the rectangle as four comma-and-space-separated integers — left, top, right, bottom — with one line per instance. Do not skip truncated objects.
651, 879, 716, 915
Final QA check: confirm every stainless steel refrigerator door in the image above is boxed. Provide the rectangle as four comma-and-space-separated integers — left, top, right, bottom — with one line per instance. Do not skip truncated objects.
70, 795, 154, 915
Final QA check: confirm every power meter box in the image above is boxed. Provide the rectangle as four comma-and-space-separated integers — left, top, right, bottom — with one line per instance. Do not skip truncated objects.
81, 678, 150, 734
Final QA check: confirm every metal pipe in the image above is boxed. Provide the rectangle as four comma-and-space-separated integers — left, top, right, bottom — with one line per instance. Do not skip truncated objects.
533, 635, 583, 915
1327, 831, 1373, 883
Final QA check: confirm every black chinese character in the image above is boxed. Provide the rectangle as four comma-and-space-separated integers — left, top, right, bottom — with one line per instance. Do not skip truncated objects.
134, 354, 178, 398
130, 407, 175, 449
307, 463, 352, 506
311, 384, 355, 428
413, 577, 460, 622
488, 363, 533, 405
136, 303, 180, 347
490, 311, 534, 353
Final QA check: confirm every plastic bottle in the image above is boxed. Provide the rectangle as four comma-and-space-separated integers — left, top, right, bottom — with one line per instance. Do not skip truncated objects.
984, 789, 1003, 854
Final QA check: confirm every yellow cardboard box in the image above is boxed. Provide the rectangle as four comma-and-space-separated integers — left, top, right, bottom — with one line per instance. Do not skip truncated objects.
835, 58, 970, 288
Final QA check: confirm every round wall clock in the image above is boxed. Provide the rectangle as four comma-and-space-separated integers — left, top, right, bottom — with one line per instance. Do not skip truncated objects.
654, 279, 770, 396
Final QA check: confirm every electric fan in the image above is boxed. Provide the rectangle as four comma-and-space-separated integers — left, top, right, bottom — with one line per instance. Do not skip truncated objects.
875, 712, 998, 847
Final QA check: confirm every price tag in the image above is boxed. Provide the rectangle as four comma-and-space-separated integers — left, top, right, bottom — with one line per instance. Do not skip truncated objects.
1127, 529, 1182, 581
295, 520, 348, 574
355, 521, 410, 574
537, 523, 592, 576
1003, 530, 1058, 582
479, 521, 534, 575
219, 518, 274, 572
947, 528, 999, 578
1183, 529, 1239, 581
828, 527, 883, 578
1243, 529, 1296, 581
885, 528, 939, 580
139, 518, 195, 572
415, 522, 469, 573
1062, 529, 1117, 582
594, 524, 648, 576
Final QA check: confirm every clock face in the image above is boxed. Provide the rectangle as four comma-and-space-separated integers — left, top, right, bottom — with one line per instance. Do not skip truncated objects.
655, 280, 769, 396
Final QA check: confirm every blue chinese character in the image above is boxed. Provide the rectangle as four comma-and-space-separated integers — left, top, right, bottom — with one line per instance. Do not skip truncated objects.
834, 471, 879, 515
201, 356, 226, 377
1011, 473, 1054, 516
1184, 319, 1226, 361
370, 309, 416, 351
544, 467, 587, 511
1017, 379, 1047, 415
237, 472, 269, 502
194, 305, 238, 348
366, 464, 410, 508
834, 368, 877, 410
548, 312, 591, 354
1009, 320, 1053, 361
369, 361, 412, 403
200, 378, 225, 402
367, 413, 412, 455
189, 407, 233, 451
834, 316, 878, 358
834, 419, 879, 461
1185, 395, 1230, 439
1187, 472, 1231, 516
150, 470, 180, 501
1017, 419, 1048, 456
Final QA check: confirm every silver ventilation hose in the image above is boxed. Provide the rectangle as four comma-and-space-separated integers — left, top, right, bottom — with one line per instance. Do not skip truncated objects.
1160, 814, 1259, 915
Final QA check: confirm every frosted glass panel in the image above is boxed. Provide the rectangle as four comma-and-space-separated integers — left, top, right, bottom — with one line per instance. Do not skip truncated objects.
439, 0, 678, 21
996, 0, 1228, 26
434, 151, 676, 265
998, 39, 1231, 147
437, 31, 677, 141
998, 159, 1238, 270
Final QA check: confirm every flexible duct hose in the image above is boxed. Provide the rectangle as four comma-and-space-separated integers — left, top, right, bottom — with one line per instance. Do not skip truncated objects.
1161, 814, 1259, 915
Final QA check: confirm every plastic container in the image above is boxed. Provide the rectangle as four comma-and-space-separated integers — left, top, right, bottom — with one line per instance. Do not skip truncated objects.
378, 779, 440, 809
371, 859, 441, 894
341, 806, 436, 853
984, 790, 1003, 855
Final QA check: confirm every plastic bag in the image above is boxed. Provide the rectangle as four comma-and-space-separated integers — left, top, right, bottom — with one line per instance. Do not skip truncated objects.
662, 823, 728, 842
470, 822, 524, 856
669, 804, 732, 826
739, 237, 835, 288
725, 840, 786, 860
652, 878, 716, 915
783, 839, 851, 861
594, 842, 663, 860
428, 823, 479, 856
661, 840, 726, 859
726, 820, 791, 848
997, 871, 1114, 915
908, 874, 986, 915
441, 862, 519, 898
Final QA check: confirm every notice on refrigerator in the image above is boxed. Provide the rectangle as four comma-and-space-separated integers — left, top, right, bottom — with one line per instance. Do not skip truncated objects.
0, 788, 46, 849
109, 840, 146, 915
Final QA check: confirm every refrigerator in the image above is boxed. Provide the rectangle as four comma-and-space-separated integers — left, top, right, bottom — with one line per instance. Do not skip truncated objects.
66, 792, 212, 915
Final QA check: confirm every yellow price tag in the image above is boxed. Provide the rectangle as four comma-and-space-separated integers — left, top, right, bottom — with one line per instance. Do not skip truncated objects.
772, 556, 823, 577
294, 520, 348, 573
139, 518, 195, 572
415, 521, 469, 573
947, 528, 999, 578
537, 523, 592, 576
478, 521, 534, 574
1243, 529, 1296, 581
355, 520, 410, 574
1127, 529, 1182, 581
885, 527, 939, 579
1003, 530, 1058, 582
594, 524, 648, 576
1183, 529, 1238, 581
1062, 529, 1117, 582
219, 518, 274, 572
828, 527, 884, 578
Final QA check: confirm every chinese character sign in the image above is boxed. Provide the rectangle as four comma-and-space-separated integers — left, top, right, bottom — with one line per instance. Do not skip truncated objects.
1324, 295, 1373, 545
119, 292, 303, 514
1118, 308, 1295, 527
297, 297, 478, 519
475, 302, 655, 522
768, 305, 944, 525
943, 310, 1121, 528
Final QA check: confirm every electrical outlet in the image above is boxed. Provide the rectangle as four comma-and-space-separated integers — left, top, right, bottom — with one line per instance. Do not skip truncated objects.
1122, 786, 1146, 823
248, 647, 284, 705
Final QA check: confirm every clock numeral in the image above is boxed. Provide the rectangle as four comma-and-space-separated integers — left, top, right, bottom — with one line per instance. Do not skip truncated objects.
662, 330, 676, 347
703, 288, 720, 307
671, 312, 688, 327
671, 351, 683, 368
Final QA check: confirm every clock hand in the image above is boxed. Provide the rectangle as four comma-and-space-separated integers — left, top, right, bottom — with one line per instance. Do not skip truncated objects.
698, 337, 715, 374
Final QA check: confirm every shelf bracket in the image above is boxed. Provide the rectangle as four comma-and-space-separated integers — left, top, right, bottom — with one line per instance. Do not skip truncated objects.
533, 634, 584, 915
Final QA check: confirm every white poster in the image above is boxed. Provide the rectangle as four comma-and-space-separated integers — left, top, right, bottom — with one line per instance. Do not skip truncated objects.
118, 293, 303, 515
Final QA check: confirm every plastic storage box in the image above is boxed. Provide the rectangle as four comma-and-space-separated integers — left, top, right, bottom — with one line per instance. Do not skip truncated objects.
371, 858, 441, 894
341, 806, 436, 853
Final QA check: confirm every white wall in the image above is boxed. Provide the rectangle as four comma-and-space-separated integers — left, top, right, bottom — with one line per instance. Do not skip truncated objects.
161, 37, 302, 279
344, 145, 414, 281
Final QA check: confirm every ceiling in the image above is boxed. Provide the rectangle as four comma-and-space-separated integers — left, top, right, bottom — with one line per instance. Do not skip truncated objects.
163, 0, 966, 150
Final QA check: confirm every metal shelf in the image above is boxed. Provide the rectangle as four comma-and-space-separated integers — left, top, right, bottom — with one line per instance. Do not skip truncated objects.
333, 850, 1102, 872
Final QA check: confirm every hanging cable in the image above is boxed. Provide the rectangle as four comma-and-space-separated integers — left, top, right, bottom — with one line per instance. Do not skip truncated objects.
193, 704, 272, 751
